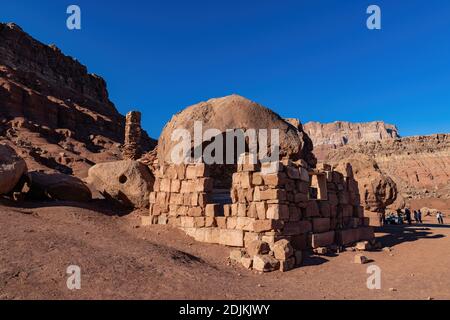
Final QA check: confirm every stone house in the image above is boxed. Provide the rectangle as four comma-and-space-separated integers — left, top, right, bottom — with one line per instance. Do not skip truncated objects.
140, 95, 374, 271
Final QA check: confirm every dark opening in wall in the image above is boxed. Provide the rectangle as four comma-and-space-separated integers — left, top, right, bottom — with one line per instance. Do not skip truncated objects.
309, 173, 328, 201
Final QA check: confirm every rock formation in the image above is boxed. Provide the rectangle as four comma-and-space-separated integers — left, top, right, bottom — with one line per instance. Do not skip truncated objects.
327, 134, 450, 203
304, 121, 400, 161
27, 172, 92, 202
0, 143, 27, 194
87, 160, 154, 208
0, 23, 156, 178
333, 155, 398, 211
122, 111, 143, 160
158, 95, 317, 167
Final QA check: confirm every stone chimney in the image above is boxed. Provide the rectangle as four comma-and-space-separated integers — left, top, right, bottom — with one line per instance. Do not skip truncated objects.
122, 111, 142, 160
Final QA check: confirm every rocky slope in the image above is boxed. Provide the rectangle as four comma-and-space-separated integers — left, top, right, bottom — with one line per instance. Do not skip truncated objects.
326, 134, 450, 203
304, 121, 400, 161
0, 23, 156, 178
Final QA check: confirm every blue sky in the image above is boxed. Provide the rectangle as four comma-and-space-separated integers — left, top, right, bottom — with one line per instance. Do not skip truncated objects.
1, 1, 450, 138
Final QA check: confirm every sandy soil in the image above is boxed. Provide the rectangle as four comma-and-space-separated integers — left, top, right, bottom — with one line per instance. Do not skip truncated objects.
1, 198, 449, 300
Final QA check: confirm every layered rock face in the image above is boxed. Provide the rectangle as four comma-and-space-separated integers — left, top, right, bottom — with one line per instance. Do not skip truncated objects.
0, 23, 156, 178
327, 134, 450, 203
304, 121, 400, 161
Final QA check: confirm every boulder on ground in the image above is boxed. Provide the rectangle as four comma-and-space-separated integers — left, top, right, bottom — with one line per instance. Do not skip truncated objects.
87, 160, 154, 208
27, 172, 92, 202
333, 155, 398, 212
253, 255, 280, 272
0, 144, 27, 195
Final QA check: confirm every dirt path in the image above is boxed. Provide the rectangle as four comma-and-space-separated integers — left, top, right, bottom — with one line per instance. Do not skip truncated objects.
1, 200, 449, 300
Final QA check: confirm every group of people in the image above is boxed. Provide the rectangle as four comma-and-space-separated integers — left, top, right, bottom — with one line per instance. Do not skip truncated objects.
378, 207, 446, 226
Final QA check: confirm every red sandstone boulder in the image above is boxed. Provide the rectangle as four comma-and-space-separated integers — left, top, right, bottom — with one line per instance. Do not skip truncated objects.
27, 171, 92, 202
87, 160, 154, 208
0, 144, 27, 195
157, 95, 317, 167
333, 155, 397, 212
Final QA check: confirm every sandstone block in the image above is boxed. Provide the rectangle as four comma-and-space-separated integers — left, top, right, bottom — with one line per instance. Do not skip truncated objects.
252, 173, 263, 186
251, 220, 283, 233
356, 241, 371, 251
266, 204, 290, 220
262, 173, 286, 187
230, 249, 245, 262
336, 229, 359, 246
171, 180, 181, 193
312, 218, 331, 233
280, 257, 296, 272
216, 217, 227, 229
255, 202, 267, 220
237, 217, 253, 231
241, 257, 253, 270
196, 178, 214, 192
354, 254, 369, 264
186, 165, 197, 179
219, 229, 244, 247
246, 240, 271, 257
309, 231, 335, 249
206, 204, 223, 217
188, 207, 203, 217
253, 255, 280, 272
260, 189, 287, 201
273, 239, 294, 260
305, 201, 320, 217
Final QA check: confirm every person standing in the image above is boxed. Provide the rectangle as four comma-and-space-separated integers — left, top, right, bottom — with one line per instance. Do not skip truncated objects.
405, 208, 412, 225
418, 210, 423, 224
437, 212, 445, 225
377, 208, 386, 226
414, 210, 419, 223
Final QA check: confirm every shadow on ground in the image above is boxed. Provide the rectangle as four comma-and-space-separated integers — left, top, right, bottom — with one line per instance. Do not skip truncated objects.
375, 224, 446, 248
0, 197, 133, 216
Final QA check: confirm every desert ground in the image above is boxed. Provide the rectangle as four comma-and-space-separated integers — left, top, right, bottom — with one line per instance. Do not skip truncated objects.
1, 198, 449, 300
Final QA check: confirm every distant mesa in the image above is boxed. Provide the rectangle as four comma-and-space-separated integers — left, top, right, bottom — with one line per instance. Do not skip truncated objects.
0, 22, 156, 178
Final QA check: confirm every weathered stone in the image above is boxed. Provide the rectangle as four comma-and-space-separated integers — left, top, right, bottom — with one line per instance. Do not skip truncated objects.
266, 204, 290, 220
205, 204, 223, 217
312, 218, 331, 233
354, 254, 369, 264
356, 241, 372, 251
28, 171, 91, 202
241, 257, 253, 270
230, 249, 245, 262
309, 231, 335, 249
251, 220, 283, 233
280, 257, 296, 272
219, 229, 244, 247
0, 144, 27, 195
87, 160, 153, 208
273, 239, 294, 260
246, 240, 270, 257
253, 255, 280, 272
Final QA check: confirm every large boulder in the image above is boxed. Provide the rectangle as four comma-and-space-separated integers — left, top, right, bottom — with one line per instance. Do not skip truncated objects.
87, 160, 154, 208
0, 144, 27, 195
27, 172, 92, 202
157, 95, 317, 167
333, 154, 397, 212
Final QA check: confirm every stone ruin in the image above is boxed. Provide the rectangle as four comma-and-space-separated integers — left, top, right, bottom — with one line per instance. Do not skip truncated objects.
122, 111, 143, 160
140, 95, 375, 272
